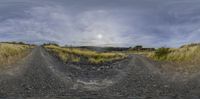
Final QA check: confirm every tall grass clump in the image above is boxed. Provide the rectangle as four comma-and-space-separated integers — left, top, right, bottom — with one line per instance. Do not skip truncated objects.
0, 43, 33, 66
44, 45, 127, 64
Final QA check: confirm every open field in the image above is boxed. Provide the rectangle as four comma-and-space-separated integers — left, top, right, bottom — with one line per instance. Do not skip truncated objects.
44, 44, 127, 64
0, 42, 33, 67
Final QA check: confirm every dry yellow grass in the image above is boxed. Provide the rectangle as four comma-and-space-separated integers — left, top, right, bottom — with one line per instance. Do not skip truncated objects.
44, 45, 127, 64
147, 44, 200, 73
125, 43, 200, 64
0, 43, 33, 66
127, 44, 200, 73
148, 45, 200, 64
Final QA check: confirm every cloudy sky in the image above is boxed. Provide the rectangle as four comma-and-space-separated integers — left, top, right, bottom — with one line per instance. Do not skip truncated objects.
0, 0, 200, 47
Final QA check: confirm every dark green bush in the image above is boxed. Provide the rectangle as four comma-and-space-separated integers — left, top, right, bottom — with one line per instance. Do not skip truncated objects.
155, 47, 170, 58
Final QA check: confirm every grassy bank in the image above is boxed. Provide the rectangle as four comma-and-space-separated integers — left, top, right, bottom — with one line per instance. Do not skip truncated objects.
44, 45, 127, 64
0, 43, 33, 66
147, 44, 200, 73
126, 43, 200, 63
126, 44, 200, 73
148, 44, 200, 63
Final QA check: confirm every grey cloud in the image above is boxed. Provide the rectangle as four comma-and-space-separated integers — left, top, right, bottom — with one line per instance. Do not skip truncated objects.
0, 5, 129, 46
0, 0, 200, 47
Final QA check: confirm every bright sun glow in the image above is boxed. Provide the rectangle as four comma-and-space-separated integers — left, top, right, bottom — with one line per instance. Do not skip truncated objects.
97, 34, 103, 39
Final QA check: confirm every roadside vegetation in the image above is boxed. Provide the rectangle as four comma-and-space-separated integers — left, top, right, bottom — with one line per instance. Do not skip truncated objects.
44, 44, 127, 64
148, 44, 200, 63
129, 43, 200, 73
127, 43, 200, 63
0, 42, 34, 67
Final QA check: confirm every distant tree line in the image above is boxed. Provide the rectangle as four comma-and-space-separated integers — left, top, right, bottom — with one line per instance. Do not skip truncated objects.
0, 41, 35, 46
129, 45, 155, 51
43, 43, 59, 46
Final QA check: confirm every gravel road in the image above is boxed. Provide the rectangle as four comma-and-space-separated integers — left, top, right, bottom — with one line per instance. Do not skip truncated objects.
0, 47, 200, 99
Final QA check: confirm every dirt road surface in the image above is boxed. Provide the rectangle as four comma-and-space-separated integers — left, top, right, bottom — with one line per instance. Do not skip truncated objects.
0, 47, 200, 99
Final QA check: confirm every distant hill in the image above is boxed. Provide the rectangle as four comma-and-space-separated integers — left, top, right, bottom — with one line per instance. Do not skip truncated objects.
71, 46, 130, 52
69, 45, 155, 52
